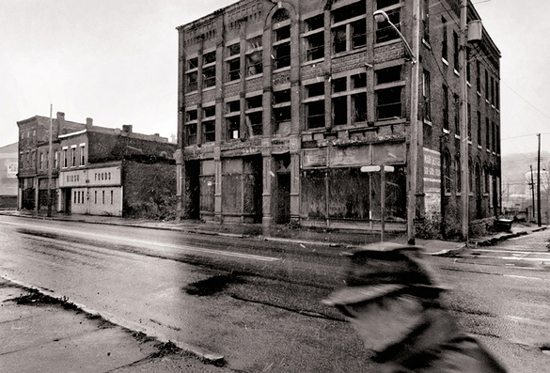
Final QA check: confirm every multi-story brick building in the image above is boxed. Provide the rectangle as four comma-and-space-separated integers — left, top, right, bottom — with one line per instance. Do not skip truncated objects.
17, 112, 88, 211
175, 0, 501, 236
18, 113, 177, 217
0, 142, 18, 209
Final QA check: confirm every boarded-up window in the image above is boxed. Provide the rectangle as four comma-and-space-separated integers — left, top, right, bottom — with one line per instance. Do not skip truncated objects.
301, 170, 326, 218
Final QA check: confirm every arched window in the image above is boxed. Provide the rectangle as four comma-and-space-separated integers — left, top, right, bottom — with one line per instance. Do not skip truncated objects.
272, 9, 291, 70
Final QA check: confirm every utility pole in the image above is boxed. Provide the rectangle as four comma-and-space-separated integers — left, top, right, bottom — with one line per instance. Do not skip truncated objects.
407, 0, 421, 245
530, 164, 535, 221
47, 104, 53, 217
537, 133, 541, 226
459, 0, 469, 241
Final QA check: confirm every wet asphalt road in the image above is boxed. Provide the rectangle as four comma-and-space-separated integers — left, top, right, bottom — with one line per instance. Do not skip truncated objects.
1, 215, 549, 372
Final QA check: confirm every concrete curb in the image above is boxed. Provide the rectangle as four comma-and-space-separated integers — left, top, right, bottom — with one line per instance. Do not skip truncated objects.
1, 274, 226, 366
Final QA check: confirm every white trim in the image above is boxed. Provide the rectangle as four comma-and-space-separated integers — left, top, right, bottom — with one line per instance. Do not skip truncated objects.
58, 129, 87, 139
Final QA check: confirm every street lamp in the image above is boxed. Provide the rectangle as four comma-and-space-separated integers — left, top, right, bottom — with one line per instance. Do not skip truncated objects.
374, 5, 420, 245
373, 10, 416, 64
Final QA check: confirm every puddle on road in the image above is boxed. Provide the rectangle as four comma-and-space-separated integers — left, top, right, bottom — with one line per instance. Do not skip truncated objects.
16, 228, 59, 240
184, 274, 245, 296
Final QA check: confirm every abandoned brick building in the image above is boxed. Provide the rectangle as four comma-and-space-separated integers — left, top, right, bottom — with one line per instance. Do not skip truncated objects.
18, 112, 176, 217
175, 0, 501, 235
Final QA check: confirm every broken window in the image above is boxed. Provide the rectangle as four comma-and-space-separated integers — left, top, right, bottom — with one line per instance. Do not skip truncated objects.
422, 0, 430, 43
453, 31, 459, 70
273, 88, 291, 134
376, 65, 401, 84
186, 109, 197, 122
203, 51, 216, 65
246, 95, 263, 136
226, 100, 240, 139
305, 32, 324, 61
188, 57, 198, 70
376, 87, 402, 120
246, 35, 263, 77
377, 0, 400, 9
186, 71, 197, 92
333, 96, 347, 125
226, 44, 241, 82
443, 85, 449, 130
454, 94, 460, 135
352, 92, 367, 123
186, 123, 197, 145
477, 111, 481, 146
332, 72, 367, 126
203, 120, 215, 143
331, 1, 366, 54
304, 82, 325, 129
203, 66, 216, 88
272, 11, 291, 70
423, 70, 431, 122
375, 8, 400, 43
442, 17, 448, 61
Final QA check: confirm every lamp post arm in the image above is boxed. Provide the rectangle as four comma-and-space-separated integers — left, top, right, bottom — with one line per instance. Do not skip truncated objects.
373, 10, 417, 64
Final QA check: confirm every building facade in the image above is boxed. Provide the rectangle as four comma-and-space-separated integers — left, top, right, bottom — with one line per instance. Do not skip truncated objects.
0, 142, 18, 209
17, 112, 88, 211
175, 0, 501, 235
57, 124, 177, 217
18, 113, 177, 217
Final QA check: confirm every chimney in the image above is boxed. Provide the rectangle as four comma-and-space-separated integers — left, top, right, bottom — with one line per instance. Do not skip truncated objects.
86, 117, 93, 127
122, 124, 133, 133
55, 112, 65, 137
56, 112, 65, 121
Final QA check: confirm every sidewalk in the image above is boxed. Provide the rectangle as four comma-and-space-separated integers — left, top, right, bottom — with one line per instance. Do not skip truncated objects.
0, 277, 229, 373
1, 209, 546, 256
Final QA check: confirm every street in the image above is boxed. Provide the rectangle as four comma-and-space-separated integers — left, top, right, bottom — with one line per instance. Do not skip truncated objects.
1, 215, 549, 372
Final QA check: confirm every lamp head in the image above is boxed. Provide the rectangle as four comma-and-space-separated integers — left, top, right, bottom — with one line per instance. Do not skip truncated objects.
373, 10, 389, 24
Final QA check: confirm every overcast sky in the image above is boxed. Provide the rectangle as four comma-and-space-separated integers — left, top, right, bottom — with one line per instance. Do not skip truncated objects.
1, 0, 549, 158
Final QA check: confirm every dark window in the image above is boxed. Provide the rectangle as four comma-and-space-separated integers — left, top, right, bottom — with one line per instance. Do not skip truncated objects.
485, 117, 490, 149
306, 32, 324, 61
351, 19, 367, 49
352, 92, 367, 123
306, 101, 325, 129
227, 59, 240, 81
454, 94, 460, 135
227, 101, 240, 113
332, 26, 347, 54
467, 103, 472, 140
227, 117, 240, 139
307, 82, 325, 98
203, 66, 216, 88
352, 73, 366, 88
186, 109, 197, 122
275, 25, 290, 41
443, 85, 449, 130
422, 0, 430, 43
305, 14, 324, 31
376, 65, 401, 84
376, 87, 402, 120
273, 43, 291, 69
375, 9, 400, 43
187, 72, 197, 91
477, 111, 481, 146
423, 70, 431, 122
333, 1, 365, 23
186, 123, 197, 145
453, 31, 459, 69
333, 77, 347, 93
203, 106, 216, 118
188, 57, 198, 70
485, 70, 489, 100
203, 51, 216, 65
274, 106, 291, 124
274, 89, 291, 104
247, 96, 262, 109
247, 112, 263, 136
476, 60, 481, 92
377, 0, 400, 9
228, 43, 240, 56
203, 120, 216, 143
441, 17, 448, 61
333, 96, 347, 125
